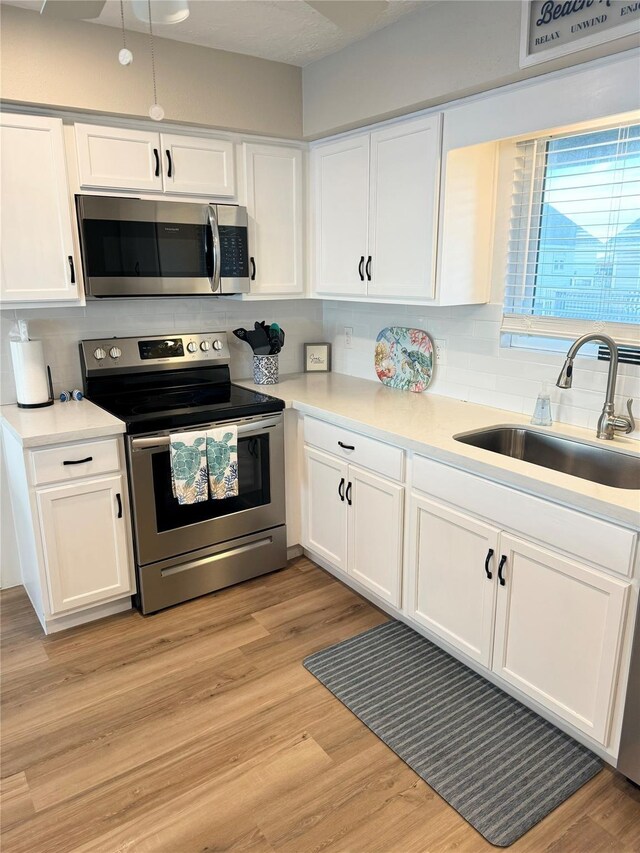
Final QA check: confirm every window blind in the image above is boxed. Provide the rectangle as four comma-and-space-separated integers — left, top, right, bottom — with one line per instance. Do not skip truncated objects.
502, 123, 640, 346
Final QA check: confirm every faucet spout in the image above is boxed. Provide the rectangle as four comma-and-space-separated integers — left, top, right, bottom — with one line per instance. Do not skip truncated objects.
556, 357, 573, 389
556, 333, 634, 440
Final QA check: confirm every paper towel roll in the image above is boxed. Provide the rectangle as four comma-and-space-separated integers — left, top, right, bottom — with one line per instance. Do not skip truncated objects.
10, 340, 53, 408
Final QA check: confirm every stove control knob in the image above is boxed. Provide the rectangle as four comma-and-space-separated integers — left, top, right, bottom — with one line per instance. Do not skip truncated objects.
200, 341, 211, 352
93, 347, 107, 361
109, 347, 122, 360
212, 339, 223, 351
186, 341, 198, 353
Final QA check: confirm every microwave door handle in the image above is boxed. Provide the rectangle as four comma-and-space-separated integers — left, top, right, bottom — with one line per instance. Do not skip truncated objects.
207, 205, 221, 293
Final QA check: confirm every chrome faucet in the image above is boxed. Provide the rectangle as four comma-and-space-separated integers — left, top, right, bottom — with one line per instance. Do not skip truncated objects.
556, 333, 635, 440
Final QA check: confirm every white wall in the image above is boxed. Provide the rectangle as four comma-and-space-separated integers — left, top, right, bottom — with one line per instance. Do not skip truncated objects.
0, 4, 303, 138
302, 0, 640, 137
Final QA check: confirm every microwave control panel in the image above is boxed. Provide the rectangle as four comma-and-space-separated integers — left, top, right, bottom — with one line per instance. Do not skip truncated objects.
219, 225, 249, 279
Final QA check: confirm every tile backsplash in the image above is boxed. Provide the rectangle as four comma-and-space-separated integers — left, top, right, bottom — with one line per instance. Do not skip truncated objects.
2, 297, 638, 439
323, 300, 640, 438
0, 298, 323, 405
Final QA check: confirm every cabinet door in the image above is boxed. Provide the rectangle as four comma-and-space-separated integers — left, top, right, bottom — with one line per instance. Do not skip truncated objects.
368, 114, 441, 300
304, 447, 348, 571
161, 134, 235, 197
243, 143, 303, 295
408, 496, 499, 667
75, 123, 163, 192
493, 534, 629, 744
0, 114, 78, 302
348, 465, 403, 607
313, 134, 369, 296
37, 475, 133, 614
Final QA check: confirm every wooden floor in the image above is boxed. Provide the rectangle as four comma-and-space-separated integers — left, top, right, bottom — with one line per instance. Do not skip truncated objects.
1, 558, 639, 853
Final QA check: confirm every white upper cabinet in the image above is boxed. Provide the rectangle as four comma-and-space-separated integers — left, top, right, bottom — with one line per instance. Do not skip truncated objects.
313, 133, 370, 296
368, 116, 441, 300
243, 143, 304, 295
162, 133, 235, 197
75, 123, 235, 197
312, 114, 442, 302
75, 124, 163, 192
0, 114, 80, 303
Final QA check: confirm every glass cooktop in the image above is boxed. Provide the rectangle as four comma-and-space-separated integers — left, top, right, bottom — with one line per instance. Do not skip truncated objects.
89, 382, 284, 435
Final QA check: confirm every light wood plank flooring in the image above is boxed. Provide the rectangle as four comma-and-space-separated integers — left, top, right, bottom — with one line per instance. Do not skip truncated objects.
1, 557, 639, 852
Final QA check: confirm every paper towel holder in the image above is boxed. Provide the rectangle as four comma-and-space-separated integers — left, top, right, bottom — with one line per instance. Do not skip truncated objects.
16, 365, 54, 409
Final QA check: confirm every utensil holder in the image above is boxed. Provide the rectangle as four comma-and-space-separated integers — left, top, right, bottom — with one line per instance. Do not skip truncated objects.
253, 354, 279, 385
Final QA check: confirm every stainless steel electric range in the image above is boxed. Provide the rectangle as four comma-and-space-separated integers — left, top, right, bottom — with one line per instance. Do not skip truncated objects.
80, 332, 286, 614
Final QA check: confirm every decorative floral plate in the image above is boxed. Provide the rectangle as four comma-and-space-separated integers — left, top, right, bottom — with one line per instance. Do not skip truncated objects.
374, 326, 434, 393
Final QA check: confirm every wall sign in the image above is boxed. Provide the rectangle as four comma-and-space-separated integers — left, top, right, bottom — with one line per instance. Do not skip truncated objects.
304, 342, 332, 373
520, 0, 640, 67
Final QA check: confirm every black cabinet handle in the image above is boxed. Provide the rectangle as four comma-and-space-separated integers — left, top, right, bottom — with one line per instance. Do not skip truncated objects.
338, 441, 355, 451
484, 548, 494, 580
498, 554, 507, 586
68, 255, 76, 284
358, 256, 365, 281
116, 492, 123, 519
338, 477, 345, 502
345, 481, 352, 506
62, 456, 93, 466
365, 256, 372, 281
153, 147, 160, 177
250, 257, 256, 281
166, 149, 173, 178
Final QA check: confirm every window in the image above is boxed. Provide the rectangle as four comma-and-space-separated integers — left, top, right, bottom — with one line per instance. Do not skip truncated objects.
503, 123, 640, 345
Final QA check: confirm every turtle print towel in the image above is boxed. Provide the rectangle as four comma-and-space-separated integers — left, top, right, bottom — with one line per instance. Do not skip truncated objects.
170, 431, 208, 505
206, 426, 239, 500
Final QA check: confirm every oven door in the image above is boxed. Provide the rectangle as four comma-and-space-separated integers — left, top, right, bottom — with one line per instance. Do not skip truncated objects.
127, 414, 284, 567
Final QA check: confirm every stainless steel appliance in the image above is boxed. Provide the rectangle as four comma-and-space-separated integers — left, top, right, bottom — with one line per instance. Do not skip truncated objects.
81, 332, 286, 613
76, 196, 250, 297
618, 604, 640, 785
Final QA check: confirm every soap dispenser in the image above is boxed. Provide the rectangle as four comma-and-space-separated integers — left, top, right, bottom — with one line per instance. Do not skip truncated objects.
531, 382, 553, 427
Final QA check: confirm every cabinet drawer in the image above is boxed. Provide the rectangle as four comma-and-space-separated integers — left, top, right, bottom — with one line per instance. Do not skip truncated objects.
31, 439, 121, 486
412, 455, 637, 577
304, 416, 404, 481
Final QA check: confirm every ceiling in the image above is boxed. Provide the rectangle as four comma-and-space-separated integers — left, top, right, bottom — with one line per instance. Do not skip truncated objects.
2, 0, 428, 66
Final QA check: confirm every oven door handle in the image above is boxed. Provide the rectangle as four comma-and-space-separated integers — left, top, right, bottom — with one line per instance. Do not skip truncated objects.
207, 204, 221, 293
130, 416, 281, 451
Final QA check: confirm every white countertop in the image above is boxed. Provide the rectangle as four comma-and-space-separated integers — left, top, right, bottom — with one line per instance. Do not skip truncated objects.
237, 373, 640, 528
0, 400, 126, 448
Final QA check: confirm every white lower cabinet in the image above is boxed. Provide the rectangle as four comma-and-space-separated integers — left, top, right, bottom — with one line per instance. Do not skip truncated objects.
304, 444, 404, 607
407, 491, 631, 746
492, 534, 629, 744
348, 465, 404, 606
305, 447, 348, 571
37, 474, 133, 614
1, 427, 135, 634
408, 495, 499, 667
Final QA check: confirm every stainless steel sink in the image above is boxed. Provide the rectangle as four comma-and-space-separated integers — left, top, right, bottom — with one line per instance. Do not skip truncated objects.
454, 426, 640, 490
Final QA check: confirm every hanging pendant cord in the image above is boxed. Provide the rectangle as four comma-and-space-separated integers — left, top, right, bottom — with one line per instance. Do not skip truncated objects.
148, 0, 158, 107
120, 0, 127, 49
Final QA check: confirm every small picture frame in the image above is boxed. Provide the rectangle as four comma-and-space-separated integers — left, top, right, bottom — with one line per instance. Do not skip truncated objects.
304, 342, 332, 373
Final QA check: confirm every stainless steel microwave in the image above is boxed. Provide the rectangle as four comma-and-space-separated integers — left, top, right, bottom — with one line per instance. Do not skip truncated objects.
76, 196, 250, 297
